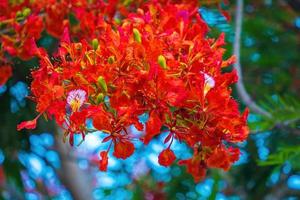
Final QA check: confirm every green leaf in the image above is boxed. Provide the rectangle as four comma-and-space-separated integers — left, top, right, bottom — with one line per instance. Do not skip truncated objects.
258, 145, 300, 167
250, 95, 300, 132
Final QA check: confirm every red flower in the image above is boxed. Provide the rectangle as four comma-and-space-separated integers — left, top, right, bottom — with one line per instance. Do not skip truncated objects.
113, 141, 135, 159
206, 147, 240, 171
99, 151, 109, 171
11, 0, 249, 181
92, 110, 112, 133
158, 148, 176, 167
179, 146, 207, 182
179, 157, 206, 182
21, 15, 44, 40
45, 2, 68, 38
47, 101, 66, 126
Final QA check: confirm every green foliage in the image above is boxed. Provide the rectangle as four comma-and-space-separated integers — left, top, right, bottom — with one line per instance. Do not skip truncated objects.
258, 145, 300, 169
249, 95, 300, 132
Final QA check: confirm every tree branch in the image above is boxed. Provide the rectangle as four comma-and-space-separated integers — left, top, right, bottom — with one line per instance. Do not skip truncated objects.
233, 0, 271, 118
54, 128, 94, 200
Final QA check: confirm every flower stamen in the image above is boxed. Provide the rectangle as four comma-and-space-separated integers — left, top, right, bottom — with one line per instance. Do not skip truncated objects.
67, 89, 87, 112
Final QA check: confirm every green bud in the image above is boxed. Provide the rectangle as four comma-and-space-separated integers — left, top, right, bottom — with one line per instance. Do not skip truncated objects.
92, 38, 99, 50
158, 55, 167, 70
133, 28, 142, 43
108, 56, 115, 64
124, 0, 132, 6
97, 76, 107, 93
16, 11, 22, 18
96, 93, 104, 104
22, 8, 31, 17
114, 18, 121, 25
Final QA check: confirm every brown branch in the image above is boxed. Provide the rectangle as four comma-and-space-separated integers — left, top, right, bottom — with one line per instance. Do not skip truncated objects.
233, 0, 271, 118
54, 127, 94, 200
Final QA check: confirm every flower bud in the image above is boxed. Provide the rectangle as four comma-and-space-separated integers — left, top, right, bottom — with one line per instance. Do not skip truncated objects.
16, 11, 22, 18
108, 56, 115, 64
133, 28, 142, 43
22, 8, 31, 17
114, 18, 121, 25
15, 11, 23, 22
92, 38, 99, 50
158, 55, 167, 70
97, 76, 107, 93
96, 93, 104, 104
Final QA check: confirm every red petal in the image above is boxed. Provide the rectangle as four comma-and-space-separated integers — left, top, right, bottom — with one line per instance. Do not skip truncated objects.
229, 147, 240, 163
102, 135, 112, 143
164, 133, 173, 144
61, 27, 71, 44
92, 111, 112, 132
214, 32, 225, 47
134, 121, 144, 131
206, 147, 238, 171
53, 85, 64, 99
179, 157, 206, 182
143, 112, 162, 144
17, 118, 37, 131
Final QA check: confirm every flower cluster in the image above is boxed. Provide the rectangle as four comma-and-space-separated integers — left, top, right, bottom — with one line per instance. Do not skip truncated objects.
0, 0, 142, 85
16, 0, 248, 182
0, 0, 229, 86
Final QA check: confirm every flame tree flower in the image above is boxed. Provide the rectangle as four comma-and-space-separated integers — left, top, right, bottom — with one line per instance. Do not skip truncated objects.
17, 0, 249, 182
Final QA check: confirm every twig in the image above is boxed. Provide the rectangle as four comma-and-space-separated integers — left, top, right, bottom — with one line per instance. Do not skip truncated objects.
233, 0, 271, 118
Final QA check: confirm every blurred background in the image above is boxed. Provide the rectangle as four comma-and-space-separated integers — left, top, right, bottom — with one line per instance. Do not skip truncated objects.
0, 0, 300, 199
